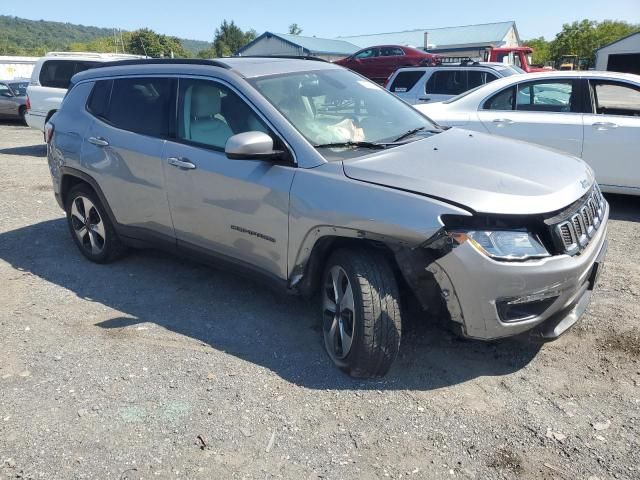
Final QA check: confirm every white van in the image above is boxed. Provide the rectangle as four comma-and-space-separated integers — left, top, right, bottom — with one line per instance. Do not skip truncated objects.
25, 52, 143, 133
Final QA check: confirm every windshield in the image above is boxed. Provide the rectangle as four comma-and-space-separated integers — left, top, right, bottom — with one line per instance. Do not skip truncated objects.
496, 65, 525, 76
250, 69, 437, 148
8, 82, 28, 96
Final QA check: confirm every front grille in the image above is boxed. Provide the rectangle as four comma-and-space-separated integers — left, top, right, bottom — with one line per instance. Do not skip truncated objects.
552, 184, 605, 255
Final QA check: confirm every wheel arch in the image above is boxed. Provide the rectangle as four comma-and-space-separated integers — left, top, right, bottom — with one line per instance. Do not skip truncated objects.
59, 167, 118, 227
288, 228, 408, 298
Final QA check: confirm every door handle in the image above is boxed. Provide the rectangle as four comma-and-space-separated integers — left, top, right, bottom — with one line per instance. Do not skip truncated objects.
168, 157, 197, 170
492, 118, 514, 125
88, 136, 109, 146
592, 122, 618, 130
418, 97, 431, 102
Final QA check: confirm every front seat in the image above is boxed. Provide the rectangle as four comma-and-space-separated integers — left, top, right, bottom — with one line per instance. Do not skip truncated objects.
187, 84, 233, 147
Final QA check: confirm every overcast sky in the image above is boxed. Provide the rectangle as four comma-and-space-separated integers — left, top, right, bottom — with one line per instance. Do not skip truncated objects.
2, 0, 639, 42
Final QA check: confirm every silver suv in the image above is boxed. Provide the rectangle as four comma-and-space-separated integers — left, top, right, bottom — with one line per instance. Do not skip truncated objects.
46, 58, 608, 378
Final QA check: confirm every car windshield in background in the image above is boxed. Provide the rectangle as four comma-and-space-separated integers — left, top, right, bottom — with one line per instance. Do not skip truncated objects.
250, 69, 437, 152
8, 82, 28, 96
496, 65, 524, 76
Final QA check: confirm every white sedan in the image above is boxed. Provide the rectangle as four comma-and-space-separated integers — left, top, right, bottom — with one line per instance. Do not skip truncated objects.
415, 71, 640, 195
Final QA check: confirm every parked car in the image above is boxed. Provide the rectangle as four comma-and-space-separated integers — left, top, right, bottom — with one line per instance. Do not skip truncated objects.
47, 58, 608, 377
415, 71, 640, 196
386, 62, 523, 105
26, 52, 142, 133
0, 78, 29, 123
335, 45, 439, 85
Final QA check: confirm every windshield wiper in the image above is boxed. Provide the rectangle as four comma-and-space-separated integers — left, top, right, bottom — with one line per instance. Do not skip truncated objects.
312, 141, 386, 150
392, 126, 441, 142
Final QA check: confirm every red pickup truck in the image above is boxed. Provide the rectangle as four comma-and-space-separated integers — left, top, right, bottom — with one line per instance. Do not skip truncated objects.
485, 47, 549, 73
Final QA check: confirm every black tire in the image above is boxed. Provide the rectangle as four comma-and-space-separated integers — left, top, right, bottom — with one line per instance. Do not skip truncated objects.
321, 248, 402, 378
65, 184, 126, 263
18, 106, 27, 125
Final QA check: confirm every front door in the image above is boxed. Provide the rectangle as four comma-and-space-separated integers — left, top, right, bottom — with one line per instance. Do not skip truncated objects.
582, 79, 640, 192
163, 78, 295, 279
477, 78, 584, 157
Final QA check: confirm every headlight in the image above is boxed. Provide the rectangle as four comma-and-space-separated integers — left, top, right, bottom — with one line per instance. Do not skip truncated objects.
449, 230, 550, 261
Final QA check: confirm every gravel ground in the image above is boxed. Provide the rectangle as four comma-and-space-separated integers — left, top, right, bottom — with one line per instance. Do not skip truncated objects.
0, 121, 639, 480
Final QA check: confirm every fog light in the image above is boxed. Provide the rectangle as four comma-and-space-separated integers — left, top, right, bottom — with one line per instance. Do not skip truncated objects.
497, 292, 560, 323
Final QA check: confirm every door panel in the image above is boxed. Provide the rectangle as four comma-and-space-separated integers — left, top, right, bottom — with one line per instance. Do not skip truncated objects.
164, 143, 295, 278
582, 80, 640, 190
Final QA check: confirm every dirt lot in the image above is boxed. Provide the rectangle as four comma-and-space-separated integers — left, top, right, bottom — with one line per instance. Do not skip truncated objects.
0, 121, 638, 480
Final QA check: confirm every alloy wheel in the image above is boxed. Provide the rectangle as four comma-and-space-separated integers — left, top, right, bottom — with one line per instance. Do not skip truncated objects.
70, 195, 106, 255
323, 265, 356, 360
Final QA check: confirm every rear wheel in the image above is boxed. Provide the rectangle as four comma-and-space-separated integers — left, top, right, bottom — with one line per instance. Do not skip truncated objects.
65, 184, 126, 263
18, 106, 26, 125
321, 249, 402, 378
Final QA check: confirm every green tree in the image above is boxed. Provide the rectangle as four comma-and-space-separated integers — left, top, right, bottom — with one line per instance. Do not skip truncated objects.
288, 23, 303, 35
125, 28, 190, 57
549, 19, 639, 67
212, 20, 256, 57
522, 37, 551, 65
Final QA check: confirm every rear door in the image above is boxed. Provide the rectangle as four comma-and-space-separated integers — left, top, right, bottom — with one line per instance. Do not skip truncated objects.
82, 77, 175, 239
423, 70, 467, 104
163, 77, 295, 279
477, 78, 584, 157
582, 79, 640, 191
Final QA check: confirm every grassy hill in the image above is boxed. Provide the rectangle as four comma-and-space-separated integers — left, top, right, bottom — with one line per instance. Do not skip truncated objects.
0, 15, 210, 55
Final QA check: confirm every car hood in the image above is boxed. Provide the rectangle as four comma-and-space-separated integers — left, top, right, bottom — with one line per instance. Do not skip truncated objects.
342, 128, 594, 215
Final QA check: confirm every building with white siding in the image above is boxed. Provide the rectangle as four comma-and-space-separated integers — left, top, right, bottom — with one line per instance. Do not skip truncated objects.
236, 32, 359, 61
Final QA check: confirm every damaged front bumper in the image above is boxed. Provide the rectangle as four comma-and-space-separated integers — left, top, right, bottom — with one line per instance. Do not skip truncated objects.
396, 202, 609, 341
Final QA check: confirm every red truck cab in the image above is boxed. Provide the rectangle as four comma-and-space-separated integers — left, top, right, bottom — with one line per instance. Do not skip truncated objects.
487, 47, 550, 73
335, 45, 439, 85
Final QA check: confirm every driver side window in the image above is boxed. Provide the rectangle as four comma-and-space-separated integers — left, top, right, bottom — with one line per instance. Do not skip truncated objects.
355, 49, 377, 59
177, 79, 269, 150
0, 83, 10, 96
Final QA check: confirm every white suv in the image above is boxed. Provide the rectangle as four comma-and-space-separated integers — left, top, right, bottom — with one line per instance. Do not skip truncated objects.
386, 62, 524, 105
25, 52, 142, 133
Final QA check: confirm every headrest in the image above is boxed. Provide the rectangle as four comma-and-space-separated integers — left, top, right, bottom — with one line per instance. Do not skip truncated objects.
191, 84, 221, 119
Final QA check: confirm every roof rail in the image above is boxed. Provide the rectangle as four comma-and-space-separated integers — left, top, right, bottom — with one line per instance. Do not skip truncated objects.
45, 51, 143, 59
235, 55, 329, 63
93, 58, 233, 69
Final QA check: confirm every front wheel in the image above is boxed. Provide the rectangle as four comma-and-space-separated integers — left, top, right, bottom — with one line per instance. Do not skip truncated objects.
321, 249, 402, 378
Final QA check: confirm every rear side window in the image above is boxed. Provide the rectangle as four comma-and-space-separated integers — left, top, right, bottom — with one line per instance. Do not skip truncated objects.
94, 77, 171, 137
425, 71, 466, 95
39, 60, 100, 89
484, 87, 515, 110
389, 71, 425, 93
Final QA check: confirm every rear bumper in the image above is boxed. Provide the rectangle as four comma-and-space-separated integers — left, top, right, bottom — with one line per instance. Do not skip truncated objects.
25, 112, 46, 132
435, 201, 609, 340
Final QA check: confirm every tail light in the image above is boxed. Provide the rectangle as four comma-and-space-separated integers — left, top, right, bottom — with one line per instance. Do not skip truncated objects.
25, 96, 31, 111
45, 122, 55, 144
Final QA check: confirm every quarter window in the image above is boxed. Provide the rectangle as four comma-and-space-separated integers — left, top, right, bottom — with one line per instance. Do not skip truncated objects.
389, 71, 425, 93
98, 77, 170, 137
591, 81, 640, 116
39, 60, 100, 89
516, 81, 574, 112
0, 83, 10, 96
484, 87, 515, 110
87, 80, 113, 118
177, 79, 269, 149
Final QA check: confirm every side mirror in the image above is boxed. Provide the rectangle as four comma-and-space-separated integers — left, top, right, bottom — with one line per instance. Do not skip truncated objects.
225, 131, 285, 161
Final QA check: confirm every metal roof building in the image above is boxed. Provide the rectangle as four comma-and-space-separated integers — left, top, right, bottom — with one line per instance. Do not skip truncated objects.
595, 32, 640, 74
337, 21, 521, 56
236, 32, 359, 61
